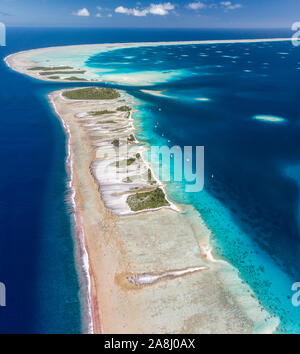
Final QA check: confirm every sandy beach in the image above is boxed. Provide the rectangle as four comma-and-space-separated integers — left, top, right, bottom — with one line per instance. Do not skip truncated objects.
5, 42, 282, 333
48, 88, 278, 333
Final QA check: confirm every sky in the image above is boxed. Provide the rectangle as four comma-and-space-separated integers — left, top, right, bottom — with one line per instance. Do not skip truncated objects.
0, 0, 299, 28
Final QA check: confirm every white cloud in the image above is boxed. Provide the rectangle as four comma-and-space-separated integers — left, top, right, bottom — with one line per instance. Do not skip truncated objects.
149, 3, 174, 15
115, 3, 174, 17
115, 6, 131, 14
220, 1, 242, 10
115, 6, 148, 16
187, 2, 206, 10
132, 8, 149, 16
73, 8, 90, 16
95, 6, 102, 17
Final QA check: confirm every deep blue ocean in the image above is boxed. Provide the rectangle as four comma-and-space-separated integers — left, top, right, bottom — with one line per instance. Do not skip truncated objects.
0, 27, 299, 333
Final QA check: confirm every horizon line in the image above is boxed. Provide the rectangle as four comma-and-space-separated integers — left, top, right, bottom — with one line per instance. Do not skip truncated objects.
3, 25, 292, 30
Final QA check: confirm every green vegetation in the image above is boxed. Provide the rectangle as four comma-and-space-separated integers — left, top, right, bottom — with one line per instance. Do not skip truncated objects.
28, 66, 73, 71
128, 134, 135, 142
48, 76, 60, 79
112, 158, 135, 169
127, 158, 136, 166
112, 139, 120, 147
29, 66, 50, 71
97, 120, 116, 124
65, 76, 87, 81
117, 105, 131, 112
146, 168, 157, 185
148, 169, 153, 182
89, 110, 115, 116
127, 188, 169, 211
136, 153, 141, 159
40, 70, 86, 76
62, 87, 120, 100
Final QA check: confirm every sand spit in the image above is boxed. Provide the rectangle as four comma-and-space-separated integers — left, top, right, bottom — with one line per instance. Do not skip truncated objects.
140, 89, 172, 98
4, 38, 293, 84
47, 87, 279, 334
126, 266, 209, 287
